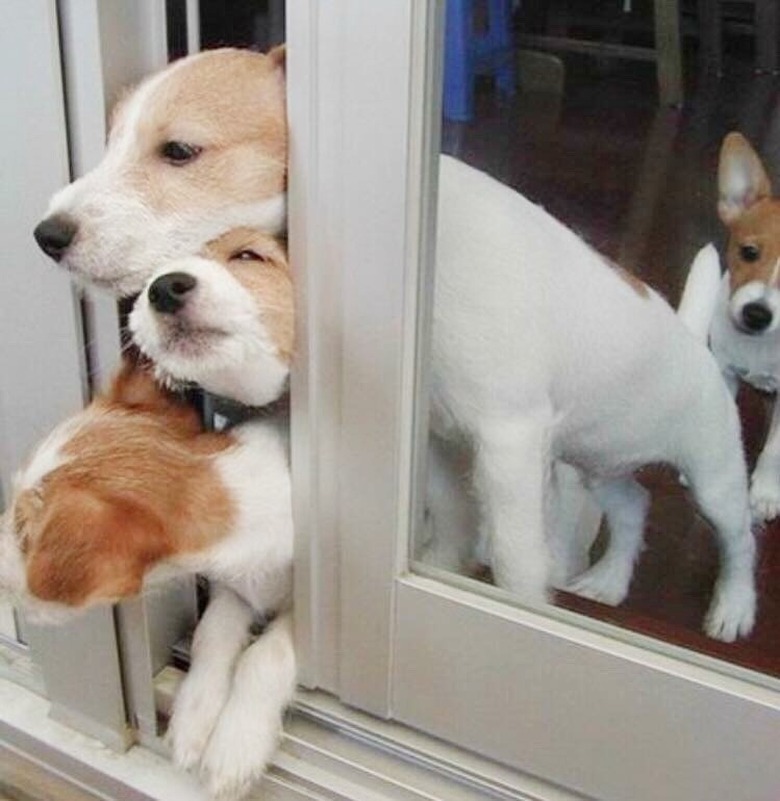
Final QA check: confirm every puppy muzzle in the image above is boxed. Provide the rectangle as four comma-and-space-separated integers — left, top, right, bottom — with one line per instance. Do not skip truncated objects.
739, 301, 773, 334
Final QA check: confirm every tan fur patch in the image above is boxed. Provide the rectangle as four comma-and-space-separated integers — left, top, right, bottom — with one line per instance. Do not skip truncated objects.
112, 48, 287, 214
725, 198, 780, 292
202, 228, 294, 361
19, 363, 236, 607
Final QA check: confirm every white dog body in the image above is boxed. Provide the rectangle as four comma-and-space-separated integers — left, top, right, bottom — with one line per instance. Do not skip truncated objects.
679, 132, 780, 521
688, 256, 780, 520
432, 155, 755, 640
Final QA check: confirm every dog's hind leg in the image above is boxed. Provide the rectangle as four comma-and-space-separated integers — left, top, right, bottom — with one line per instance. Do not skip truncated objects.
472, 414, 553, 606
680, 412, 757, 641
567, 476, 650, 606
749, 397, 780, 522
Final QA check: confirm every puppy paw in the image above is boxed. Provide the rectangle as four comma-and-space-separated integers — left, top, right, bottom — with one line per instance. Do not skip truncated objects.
567, 560, 631, 606
198, 704, 280, 801
749, 471, 780, 522
166, 671, 232, 771
704, 580, 756, 642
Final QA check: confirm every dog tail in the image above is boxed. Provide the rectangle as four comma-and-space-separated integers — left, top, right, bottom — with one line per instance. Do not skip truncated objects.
677, 243, 721, 342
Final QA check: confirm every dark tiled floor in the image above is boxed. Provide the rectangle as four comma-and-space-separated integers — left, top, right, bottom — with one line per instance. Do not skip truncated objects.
442, 31, 780, 677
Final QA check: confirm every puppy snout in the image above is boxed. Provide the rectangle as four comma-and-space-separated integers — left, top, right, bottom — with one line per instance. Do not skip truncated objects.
148, 272, 197, 314
741, 301, 773, 333
33, 215, 78, 261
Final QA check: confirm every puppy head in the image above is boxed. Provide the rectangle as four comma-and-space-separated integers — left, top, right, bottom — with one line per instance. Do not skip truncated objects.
129, 228, 293, 406
718, 132, 780, 335
0, 362, 233, 622
33, 47, 287, 298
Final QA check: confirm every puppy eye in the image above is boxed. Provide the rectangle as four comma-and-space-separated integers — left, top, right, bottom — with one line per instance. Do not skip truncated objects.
231, 249, 268, 262
159, 141, 202, 165
739, 243, 761, 262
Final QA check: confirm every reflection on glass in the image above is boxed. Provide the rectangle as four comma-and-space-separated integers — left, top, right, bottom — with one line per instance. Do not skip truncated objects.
414, 3, 779, 678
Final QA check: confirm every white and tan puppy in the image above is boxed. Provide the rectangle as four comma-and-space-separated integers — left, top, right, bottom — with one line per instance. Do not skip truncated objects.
130, 228, 293, 406
0, 362, 295, 800
680, 132, 780, 522
33, 47, 286, 297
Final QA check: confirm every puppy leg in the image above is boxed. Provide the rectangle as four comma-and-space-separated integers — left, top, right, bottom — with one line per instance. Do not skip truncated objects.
683, 429, 756, 641
547, 463, 603, 587
750, 397, 780, 522
472, 416, 553, 605
167, 585, 254, 771
199, 610, 296, 801
567, 476, 650, 606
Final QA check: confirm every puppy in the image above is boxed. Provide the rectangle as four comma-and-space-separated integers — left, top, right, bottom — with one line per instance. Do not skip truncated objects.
680, 132, 780, 522
33, 47, 286, 298
430, 155, 755, 642
0, 362, 295, 800
130, 228, 293, 406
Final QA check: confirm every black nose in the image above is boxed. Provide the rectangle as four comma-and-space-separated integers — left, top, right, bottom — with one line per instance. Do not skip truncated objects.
33, 215, 78, 261
741, 301, 773, 333
148, 272, 197, 314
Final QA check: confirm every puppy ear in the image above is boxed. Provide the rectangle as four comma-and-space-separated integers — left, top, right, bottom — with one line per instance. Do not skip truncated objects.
718, 132, 772, 224
26, 488, 168, 607
268, 44, 286, 72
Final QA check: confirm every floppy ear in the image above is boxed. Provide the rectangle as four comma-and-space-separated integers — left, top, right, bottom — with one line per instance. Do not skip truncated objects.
26, 487, 168, 607
718, 132, 772, 224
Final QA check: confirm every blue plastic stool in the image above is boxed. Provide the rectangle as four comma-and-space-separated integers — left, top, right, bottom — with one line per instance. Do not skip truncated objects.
443, 0, 517, 122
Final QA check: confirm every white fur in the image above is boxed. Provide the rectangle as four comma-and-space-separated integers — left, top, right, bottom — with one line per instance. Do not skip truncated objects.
430, 155, 755, 641
681, 243, 780, 521
158, 417, 294, 798
44, 179, 285, 297
129, 258, 289, 406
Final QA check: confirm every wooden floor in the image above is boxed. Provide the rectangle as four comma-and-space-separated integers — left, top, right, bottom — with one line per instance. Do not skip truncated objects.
442, 27, 780, 678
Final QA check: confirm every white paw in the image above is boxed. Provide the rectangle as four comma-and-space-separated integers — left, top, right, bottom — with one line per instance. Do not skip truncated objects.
749, 470, 780, 522
567, 560, 631, 606
198, 701, 280, 801
704, 579, 756, 642
167, 671, 232, 771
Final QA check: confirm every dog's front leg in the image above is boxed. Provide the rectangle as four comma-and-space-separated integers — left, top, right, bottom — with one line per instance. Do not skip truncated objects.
166, 585, 255, 772
473, 415, 553, 605
750, 396, 780, 521
198, 610, 296, 801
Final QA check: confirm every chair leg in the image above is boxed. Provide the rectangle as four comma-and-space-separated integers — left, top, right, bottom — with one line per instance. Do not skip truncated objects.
489, 0, 516, 98
444, 0, 475, 122
755, 0, 779, 74
654, 0, 683, 106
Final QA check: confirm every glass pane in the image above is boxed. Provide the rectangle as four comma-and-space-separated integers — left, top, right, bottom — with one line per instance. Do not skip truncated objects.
413, 0, 779, 679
